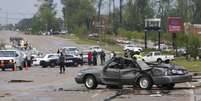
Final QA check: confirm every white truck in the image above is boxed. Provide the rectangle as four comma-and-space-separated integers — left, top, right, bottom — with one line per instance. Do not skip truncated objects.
0, 50, 25, 71
143, 51, 174, 63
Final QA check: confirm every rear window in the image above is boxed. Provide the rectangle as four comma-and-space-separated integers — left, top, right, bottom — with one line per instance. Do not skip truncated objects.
0, 51, 15, 57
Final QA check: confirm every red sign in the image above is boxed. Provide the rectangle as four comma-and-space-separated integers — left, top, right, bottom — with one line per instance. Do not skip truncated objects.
168, 17, 182, 33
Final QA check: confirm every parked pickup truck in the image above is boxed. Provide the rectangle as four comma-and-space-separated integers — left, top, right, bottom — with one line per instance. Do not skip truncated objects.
0, 50, 25, 71
143, 51, 174, 63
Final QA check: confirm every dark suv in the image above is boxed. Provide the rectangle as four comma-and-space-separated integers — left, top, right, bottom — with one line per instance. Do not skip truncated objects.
75, 57, 192, 90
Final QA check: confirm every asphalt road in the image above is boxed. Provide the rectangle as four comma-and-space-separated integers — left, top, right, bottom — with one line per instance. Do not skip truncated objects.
0, 30, 200, 101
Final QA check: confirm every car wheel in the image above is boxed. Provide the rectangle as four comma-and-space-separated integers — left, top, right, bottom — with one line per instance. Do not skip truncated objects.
157, 59, 162, 63
138, 76, 153, 90
2, 68, 5, 71
165, 59, 170, 64
160, 83, 175, 90
74, 62, 78, 67
50, 62, 56, 68
84, 75, 97, 89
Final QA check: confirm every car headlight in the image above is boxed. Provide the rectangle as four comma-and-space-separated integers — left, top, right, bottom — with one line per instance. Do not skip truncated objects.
171, 69, 177, 74
171, 69, 185, 75
9, 59, 14, 63
77, 72, 83, 76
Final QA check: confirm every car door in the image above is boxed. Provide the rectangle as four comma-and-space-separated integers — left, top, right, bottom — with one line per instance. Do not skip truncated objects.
120, 59, 140, 85
101, 58, 121, 85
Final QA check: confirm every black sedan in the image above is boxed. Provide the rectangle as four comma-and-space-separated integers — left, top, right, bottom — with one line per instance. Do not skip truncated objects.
75, 57, 192, 90
41, 55, 83, 67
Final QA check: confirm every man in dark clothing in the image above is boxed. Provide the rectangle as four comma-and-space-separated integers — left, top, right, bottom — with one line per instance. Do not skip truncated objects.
100, 50, 106, 65
59, 53, 65, 74
93, 51, 98, 66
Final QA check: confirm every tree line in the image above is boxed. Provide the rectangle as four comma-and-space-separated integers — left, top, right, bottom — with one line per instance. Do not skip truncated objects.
16, 0, 201, 34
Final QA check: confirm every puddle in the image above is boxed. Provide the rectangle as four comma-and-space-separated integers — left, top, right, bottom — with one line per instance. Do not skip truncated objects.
8, 80, 33, 83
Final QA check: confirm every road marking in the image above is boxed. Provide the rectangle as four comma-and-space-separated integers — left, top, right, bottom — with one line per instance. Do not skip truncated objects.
91, 93, 99, 98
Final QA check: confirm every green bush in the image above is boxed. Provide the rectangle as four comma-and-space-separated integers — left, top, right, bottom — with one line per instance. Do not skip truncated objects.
117, 28, 144, 40
186, 33, 201, 58
75, 26, 88, 37
99, 34, 116, 45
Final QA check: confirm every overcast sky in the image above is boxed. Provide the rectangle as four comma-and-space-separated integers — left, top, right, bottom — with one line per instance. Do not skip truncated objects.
0, 0, 63, 25
0, 0, 120, 25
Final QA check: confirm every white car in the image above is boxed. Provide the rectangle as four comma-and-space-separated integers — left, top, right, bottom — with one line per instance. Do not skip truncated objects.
62, 47, 80, 56
89, 46, 103, 53
32, 53, 59, 66
123, 45, 142, 52
0, 50, 25, 71
143, 51, 174, 63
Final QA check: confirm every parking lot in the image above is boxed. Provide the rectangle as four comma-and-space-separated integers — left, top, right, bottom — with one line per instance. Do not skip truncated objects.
0, 30, 200, 101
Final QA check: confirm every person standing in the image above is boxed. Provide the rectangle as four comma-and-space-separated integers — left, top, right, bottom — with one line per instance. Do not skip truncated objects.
88, 51, 93, 65
93, 51, 98, 66
100, 50, 106, 65
110, 51, 116, 59
59, 53, 65, 74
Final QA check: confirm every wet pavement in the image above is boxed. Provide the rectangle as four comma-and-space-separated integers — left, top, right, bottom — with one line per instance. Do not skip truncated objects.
0, 66, 198, 101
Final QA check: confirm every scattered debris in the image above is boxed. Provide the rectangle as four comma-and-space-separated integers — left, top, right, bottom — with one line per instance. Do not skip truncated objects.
8, 80, 33, 83
0, 93, 11, 97
150, 91, 162, 97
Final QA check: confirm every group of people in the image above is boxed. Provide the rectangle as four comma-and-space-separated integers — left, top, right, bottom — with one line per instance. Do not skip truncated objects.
56, 48, 117, 74
87, 50, 106, 66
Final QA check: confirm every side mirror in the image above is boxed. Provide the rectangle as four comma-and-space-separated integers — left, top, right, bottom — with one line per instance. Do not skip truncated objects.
16, 54, 19, 57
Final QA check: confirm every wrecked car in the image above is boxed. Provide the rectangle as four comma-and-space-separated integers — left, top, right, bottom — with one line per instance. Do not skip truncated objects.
75, 57, 192, 90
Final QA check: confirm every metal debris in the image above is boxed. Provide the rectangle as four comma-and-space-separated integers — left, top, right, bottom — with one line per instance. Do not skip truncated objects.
8, 80, 33, 83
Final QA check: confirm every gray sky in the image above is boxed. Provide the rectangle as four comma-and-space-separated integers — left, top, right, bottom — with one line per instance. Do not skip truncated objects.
0, 0, 120, 25
0, 0, 63, 25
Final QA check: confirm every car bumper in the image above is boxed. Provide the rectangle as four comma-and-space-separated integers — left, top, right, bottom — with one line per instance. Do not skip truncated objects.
153, 74, 192, 85
0, 63, 15, 68
75, 76, 84, 84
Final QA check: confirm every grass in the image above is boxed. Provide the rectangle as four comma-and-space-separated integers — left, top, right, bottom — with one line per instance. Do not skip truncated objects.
172, 57, 201, 72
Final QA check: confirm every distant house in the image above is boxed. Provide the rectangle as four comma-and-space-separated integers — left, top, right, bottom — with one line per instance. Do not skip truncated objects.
91, 15, 108, 34
185, 23, 201, 35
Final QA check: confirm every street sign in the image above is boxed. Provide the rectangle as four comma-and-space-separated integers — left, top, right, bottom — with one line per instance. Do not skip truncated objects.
168, 17, 182, 33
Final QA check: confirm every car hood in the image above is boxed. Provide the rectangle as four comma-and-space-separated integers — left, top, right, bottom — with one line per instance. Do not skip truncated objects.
156, 63, 185, 70
149, 63, 185, 70
0, 57, 15, 60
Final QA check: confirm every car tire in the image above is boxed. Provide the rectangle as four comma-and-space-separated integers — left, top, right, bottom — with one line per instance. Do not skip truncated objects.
165, 59, 170, 64
138, 76, 153, 90
50, 62, 56, 68
84, 75, 97, 89
157, 59, 162, 63
74, 62, 78, 67
2, 68, 5, 71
